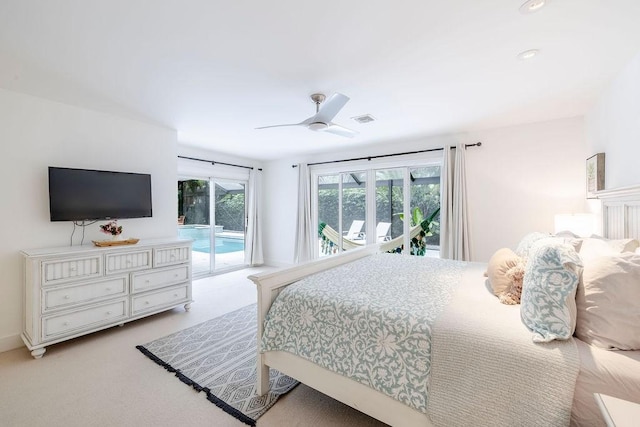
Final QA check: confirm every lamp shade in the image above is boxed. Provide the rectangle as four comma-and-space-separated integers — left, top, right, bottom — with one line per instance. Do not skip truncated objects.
554, 213, 596, 237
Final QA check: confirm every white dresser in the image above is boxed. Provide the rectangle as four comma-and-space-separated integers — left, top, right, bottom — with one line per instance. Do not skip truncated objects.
21, 238, 193, 358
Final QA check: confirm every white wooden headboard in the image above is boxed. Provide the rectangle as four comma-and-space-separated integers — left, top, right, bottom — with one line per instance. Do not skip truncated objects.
596, 185, 640, 240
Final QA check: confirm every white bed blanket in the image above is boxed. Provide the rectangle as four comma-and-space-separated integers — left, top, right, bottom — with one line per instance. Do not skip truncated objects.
428, 263, 580, 427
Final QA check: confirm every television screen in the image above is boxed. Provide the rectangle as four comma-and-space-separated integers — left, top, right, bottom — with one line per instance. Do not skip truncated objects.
48, 167, 152, 221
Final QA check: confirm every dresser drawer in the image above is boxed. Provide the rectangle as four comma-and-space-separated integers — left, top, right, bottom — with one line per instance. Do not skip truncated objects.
43, 276, 128, 313
105, 249, 152, 275
131, 285, 189, 315
131, 265, 189, 293
41, 256, 103, 286
42, 299, 128, 339
153, 245, 191, 268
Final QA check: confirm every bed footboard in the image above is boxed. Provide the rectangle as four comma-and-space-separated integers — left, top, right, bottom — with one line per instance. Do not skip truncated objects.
248, 246, 378, 395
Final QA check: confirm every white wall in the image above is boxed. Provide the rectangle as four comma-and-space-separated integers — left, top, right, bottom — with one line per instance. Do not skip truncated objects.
262, 117, 587, 265
586, 50, 640, 189
177, 145, 263, 176
466, 117, 587, 260
262, 158, 299, 266
0, 88, 178, 352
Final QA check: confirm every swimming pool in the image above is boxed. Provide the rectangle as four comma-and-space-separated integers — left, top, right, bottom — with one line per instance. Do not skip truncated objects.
178, 226, 245, 254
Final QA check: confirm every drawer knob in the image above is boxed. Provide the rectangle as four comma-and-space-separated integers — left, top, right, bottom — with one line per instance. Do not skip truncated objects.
145, 280, 150, 284
174, 274, 179, 278
106, 311, 112, 315
174, 294, 178, 298
64, 295, 70, 300
106, 287, 111, 292
63, 322, 69, 326
145, 301, 150, 305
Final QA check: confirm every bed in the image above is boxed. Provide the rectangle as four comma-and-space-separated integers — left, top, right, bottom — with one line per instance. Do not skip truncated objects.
249, 185, 640, 426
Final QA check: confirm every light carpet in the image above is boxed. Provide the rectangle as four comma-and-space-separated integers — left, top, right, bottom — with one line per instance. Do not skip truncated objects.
136, 303, 298, 426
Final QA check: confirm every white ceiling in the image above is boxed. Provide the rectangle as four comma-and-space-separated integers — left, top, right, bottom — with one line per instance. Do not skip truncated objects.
1, 1, 640, 161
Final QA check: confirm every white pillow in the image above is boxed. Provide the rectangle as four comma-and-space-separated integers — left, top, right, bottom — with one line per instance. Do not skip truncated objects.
575, 253, 640, 350
579, 237, 640, 263
515, 232, 551, 258
588, 235, 639, 252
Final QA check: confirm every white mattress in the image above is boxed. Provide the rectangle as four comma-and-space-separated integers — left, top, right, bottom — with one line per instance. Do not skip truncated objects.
571, 339, 640, 426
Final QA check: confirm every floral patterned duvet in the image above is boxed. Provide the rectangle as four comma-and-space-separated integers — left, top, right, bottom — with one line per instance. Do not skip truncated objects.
260, 253, 466, 414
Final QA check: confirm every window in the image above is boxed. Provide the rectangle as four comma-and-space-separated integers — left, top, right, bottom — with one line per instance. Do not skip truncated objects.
313, 155, 441, 258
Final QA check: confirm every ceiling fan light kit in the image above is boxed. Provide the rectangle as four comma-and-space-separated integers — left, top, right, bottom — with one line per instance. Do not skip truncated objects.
308, 122, 329, 131
256, 92, 358, 138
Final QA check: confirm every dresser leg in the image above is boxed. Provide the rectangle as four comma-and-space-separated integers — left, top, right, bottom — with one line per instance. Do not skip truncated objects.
184, 303, 191, 312
31, 348, 46, 359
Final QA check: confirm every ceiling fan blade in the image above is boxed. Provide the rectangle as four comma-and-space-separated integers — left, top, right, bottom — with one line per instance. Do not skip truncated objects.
255, 123, 301, 130
315, 93, 350, 123
322, 123, 359, 138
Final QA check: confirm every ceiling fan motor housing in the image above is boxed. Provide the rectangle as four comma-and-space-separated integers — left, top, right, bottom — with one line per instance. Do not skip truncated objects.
310, 93, 326, 104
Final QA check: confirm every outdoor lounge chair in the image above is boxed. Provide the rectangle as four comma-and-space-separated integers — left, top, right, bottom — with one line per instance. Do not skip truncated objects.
376, 222, 391, 242
343, 220, 364, 240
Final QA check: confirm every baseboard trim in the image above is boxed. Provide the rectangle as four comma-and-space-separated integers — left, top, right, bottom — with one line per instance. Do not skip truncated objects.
262, 259, 293, 268
0, 334, 23, 354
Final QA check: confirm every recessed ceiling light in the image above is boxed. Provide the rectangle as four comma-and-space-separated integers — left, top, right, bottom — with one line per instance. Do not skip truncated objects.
517, 49, 540, 60
519, 0, 548, 14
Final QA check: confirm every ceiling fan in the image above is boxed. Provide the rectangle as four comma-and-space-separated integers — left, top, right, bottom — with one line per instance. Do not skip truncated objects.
256, 93, 358, 138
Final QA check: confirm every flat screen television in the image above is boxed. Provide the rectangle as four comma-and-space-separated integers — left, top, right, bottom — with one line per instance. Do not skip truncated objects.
48, 167, 153, 221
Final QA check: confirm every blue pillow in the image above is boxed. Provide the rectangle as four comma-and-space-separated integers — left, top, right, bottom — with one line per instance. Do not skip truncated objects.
520, 240, 583, 342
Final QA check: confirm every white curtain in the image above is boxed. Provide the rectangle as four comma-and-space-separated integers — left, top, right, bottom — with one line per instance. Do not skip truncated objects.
245, 168, 264, 265
440, 144, 472, 260
294, 163, 314, 263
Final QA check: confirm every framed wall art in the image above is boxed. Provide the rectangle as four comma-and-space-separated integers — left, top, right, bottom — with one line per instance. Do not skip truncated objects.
586, 153, 605, 198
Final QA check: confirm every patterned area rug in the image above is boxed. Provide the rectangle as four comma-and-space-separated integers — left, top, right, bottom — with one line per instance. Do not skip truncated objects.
136, 304, 298, 426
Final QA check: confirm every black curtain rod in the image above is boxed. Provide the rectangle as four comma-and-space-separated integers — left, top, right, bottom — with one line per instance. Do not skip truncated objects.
178, 156, 262, 171
291, 142, 481, 168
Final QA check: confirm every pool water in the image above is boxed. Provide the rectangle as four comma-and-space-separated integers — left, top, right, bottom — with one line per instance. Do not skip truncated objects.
192, 237, 244, 254
178, 226, 244, 254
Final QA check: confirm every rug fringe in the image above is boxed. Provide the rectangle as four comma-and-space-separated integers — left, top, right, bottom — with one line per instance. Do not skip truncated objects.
135, 345, 256, 427
205, 390, 256, 426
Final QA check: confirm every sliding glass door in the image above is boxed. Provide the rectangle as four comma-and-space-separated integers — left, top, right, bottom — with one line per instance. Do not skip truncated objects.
178, 178, 211, 276
317, 172, 367, 257
409, 166, 441, 256
375, 168, 404, 243
213, 180, 246, 271
178, 177, 247, 277
314, 159, 441, 258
